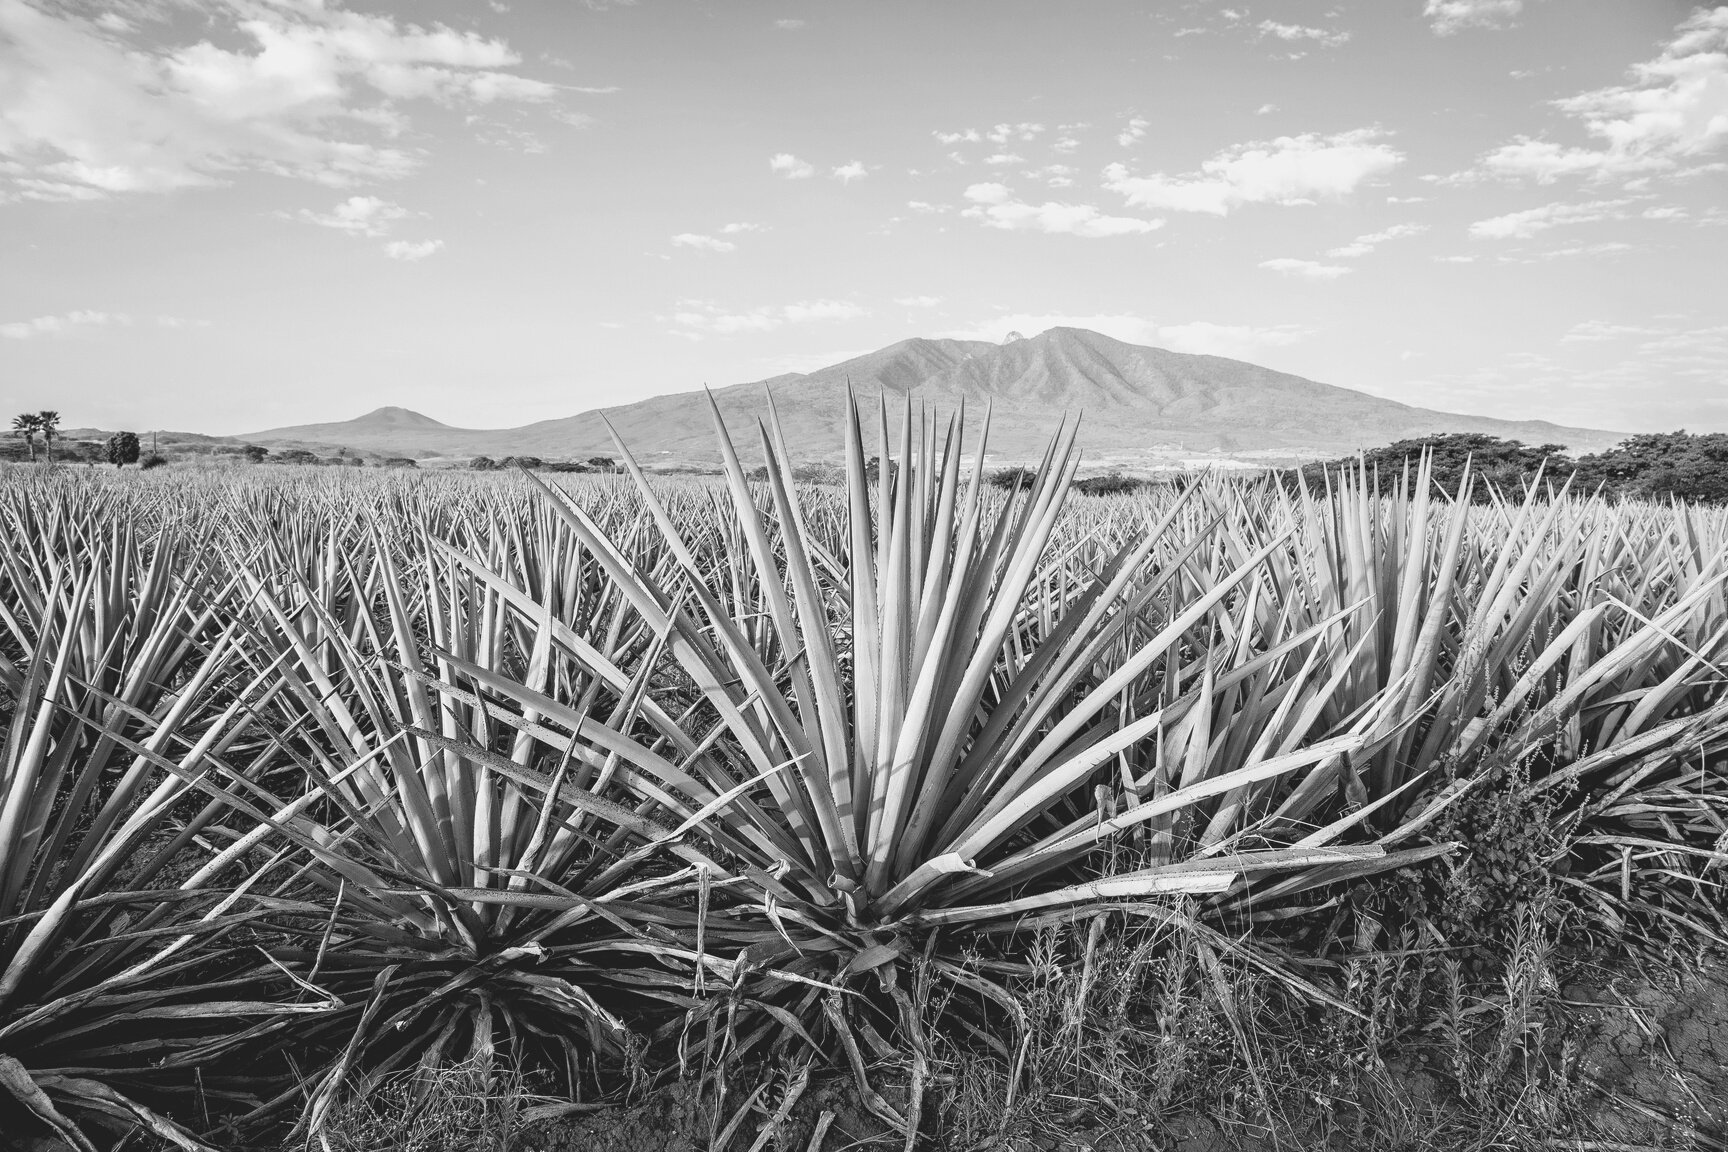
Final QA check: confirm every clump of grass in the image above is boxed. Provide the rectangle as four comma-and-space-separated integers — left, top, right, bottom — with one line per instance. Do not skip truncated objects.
313, 1057, 536, 1152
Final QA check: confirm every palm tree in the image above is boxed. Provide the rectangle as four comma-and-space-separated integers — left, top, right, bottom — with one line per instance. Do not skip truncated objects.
10, 413, 40, 462
36, 410, 59, 463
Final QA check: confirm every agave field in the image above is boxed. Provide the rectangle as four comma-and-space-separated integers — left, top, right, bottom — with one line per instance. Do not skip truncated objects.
2, 399, 1727, 1150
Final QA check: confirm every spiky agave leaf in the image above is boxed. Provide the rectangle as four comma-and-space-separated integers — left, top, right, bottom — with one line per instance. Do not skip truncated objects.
486, 393, 1428, 1101
0, 522, 324, 1151
220, 513, 726, 1135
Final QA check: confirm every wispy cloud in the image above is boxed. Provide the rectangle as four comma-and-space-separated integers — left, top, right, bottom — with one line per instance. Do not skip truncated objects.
961, 183, 1164, 238
1326, 222, 1429, 258
1, 310, 130, 339
768, 152, 815, 179
1473, 9, 1728, 184
1103, 129, 1403, 215
670, 233, 736, 253
384, 240, 443, 261
831, 160, 868, 183
1116, 117, 1149, 147
672, 299, 867, 336
894, 295, 943, 307
773, 19, 806, 30
1562, 320, 1669, 342
0, 1, 580, 202
1424, 0, 1523, 35
294, 197, 410, 238
1468, 199, 1630, 239
1259, 257, 1351, 280
1257, 21, 1350, 48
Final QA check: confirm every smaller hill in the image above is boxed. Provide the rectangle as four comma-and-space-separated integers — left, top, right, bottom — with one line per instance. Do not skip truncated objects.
244, 406, 456, 448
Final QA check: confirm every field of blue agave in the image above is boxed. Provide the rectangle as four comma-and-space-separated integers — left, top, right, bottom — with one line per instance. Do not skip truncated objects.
2, 399, 1725, 1149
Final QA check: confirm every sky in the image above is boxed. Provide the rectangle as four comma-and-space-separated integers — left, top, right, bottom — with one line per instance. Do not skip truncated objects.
1, 0, 1725, 437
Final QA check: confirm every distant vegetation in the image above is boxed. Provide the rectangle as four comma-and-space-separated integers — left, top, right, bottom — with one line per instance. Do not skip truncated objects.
1293, 431, 1728, 504
471, 455, 620, 473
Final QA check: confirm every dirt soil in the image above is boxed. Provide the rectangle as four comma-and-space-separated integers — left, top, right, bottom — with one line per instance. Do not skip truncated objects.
1565, 955, 1728, 1143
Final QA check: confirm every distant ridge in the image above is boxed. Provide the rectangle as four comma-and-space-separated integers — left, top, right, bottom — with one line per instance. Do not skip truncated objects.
240, 328, 1625, 464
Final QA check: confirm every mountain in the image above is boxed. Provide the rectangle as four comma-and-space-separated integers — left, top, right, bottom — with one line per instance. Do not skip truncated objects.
245, 405, 452, 444
239, 328, 1625, 465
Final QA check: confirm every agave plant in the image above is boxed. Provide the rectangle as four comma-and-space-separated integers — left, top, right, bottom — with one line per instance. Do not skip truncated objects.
0, 515, 321, 1151
467, 393, 1441, 1133
218, 511, 735, 1135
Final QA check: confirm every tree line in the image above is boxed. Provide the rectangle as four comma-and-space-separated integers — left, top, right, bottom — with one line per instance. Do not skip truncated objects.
1290, 431, 1728, 503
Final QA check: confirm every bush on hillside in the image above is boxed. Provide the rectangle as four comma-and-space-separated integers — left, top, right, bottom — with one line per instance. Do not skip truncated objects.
1289, 433, 1572, 501
1572, 431, 1728, 504
989, 466, 1040, 491
140, 454, 169, 470
1074, 472, 1149, 496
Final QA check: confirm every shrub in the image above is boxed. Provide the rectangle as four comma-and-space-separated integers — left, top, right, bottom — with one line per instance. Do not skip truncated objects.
106, 431, 141, 467
378, 456, 418, 468
1074, 472, 1147, 496
139, 453, 168, 469
1573, 431, 1728, 503
469, 455, 499, 471
498, 455, 543, 470
277, 448, 318, 465
989, 465, 1039, 490
241, 444, 269, 463
545, 460, 590, 472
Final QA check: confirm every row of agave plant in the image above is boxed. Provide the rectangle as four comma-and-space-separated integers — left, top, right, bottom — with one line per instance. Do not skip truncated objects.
2, 397, 1727, 1148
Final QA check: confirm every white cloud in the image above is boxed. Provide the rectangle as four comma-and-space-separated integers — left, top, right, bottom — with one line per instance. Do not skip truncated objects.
673, 299, 867, 336
782, 299, 866, 322
0, 1, 572, 201
934, 129, 983, 145
982, 153, 1025, 166
1325, 222, 1428, 258
670, 232, 736, 253
1102, 129, 1403, 215
1116, 117, 1149, 147
1425, 0, 1523, 35
769, 152, 815, 178
1, 309, 130, 339
720, 221, 766, 233
1257, 21, 1349, 48
774, 19, 806, 30
384, 239, 443, 260
1467, 199, 1629, 239
894, 295, 943, 307
1562, 320, 1668, 342
295, 196, 409, 237
1053, 135, 1081, 153
1259, 257, 1350, 280
987, 122, 1045, 144
155, 315, 211, 329
1476, 9, 1728, 184
1256, 103, 1279, 115
961, 182, 1163, 238
940, 313, 1312, 358
1158, 321, 1313, 358
906, 200, 946, 213
831, 160, 867, 183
